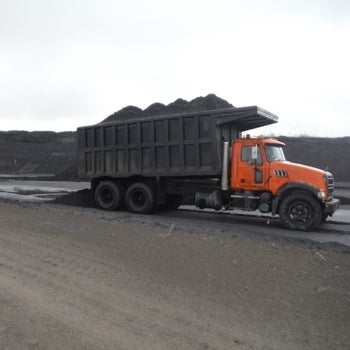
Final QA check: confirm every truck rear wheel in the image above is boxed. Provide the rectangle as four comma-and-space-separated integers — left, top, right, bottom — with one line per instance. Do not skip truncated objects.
279, 193, 322, 231
125, 182, 157, 214
94, 181, 124, 210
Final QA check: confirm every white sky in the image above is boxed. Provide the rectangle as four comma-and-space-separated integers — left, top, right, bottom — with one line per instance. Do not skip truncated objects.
1, 0, 349, 136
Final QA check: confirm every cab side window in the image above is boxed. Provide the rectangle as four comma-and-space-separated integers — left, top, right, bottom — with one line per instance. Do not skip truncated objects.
241, 146, 263, 165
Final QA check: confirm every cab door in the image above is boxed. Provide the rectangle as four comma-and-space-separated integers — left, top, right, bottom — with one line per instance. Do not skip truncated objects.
231, 142, 267, 191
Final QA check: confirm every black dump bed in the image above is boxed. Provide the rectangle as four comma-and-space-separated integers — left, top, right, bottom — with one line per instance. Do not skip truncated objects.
77, 106, 278, 179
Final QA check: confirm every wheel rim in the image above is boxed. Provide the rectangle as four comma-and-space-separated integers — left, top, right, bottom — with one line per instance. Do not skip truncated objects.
288, 202, 312, 223
102, 189, 113, 204
132, 190, 146, 208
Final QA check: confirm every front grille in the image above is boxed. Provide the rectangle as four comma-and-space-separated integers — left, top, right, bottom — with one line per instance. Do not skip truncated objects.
325, 172, 334, 198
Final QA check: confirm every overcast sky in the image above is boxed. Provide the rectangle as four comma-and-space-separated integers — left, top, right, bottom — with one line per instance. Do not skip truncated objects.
1, 0, 349, 137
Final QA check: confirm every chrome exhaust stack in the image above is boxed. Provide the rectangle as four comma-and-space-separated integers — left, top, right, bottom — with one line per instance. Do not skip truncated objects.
221, 141, 230, 191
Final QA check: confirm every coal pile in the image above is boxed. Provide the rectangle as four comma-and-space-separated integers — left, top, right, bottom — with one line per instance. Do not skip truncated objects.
279, 136, 350, 181
102, 94, 233, 123
0, 131, 76, 175
52, 189, 93, 207
52, 163, 78, 181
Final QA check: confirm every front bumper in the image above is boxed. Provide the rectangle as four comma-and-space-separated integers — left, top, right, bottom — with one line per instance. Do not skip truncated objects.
324, 198, 340, 214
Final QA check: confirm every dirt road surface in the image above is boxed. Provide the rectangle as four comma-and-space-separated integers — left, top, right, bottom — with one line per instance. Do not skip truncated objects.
0, 200, 350, 349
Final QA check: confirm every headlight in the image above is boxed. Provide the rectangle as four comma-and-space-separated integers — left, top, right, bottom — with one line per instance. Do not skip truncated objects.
317, 190, 326, 201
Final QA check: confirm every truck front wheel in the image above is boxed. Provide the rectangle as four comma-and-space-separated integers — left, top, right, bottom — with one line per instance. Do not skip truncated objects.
94, 181, 124, 210
125, 182, 157, 214
279, 193, 322, 231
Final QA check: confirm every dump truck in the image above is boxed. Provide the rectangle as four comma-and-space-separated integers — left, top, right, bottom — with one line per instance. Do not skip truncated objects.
77, 105, 339, 231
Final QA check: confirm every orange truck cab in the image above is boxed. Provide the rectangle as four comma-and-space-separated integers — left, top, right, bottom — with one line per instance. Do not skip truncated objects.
225, 136, 339, 230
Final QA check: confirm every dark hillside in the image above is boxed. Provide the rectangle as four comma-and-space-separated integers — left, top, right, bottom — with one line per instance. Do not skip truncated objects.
279, 136, 350, 181
0, 95, 348, 180
0, 131, 76, 176
0, 131, 348, 181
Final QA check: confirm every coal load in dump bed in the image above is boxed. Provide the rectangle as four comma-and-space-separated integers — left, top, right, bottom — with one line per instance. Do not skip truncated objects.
102, 94, 234, 123
77, 94, 278, 179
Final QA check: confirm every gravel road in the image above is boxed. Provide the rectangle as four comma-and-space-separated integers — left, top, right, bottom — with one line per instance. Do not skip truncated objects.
0, 199, 349, 350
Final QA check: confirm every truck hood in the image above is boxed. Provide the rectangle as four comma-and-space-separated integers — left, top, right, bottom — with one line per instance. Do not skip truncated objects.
275, 161, 324, 174
270, 161, 326, 188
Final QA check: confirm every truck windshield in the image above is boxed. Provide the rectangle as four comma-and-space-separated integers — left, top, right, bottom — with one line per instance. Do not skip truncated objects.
265, 145, 286, 162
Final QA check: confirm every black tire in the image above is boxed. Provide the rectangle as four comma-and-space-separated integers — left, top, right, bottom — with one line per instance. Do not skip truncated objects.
125, 182, 157, 214
94, 181, 124, 210
279, 193, 322, 231
160, 194, 183, 211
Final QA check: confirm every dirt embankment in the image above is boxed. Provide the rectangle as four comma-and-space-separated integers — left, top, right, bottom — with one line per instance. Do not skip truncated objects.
0, 95, 349, 180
